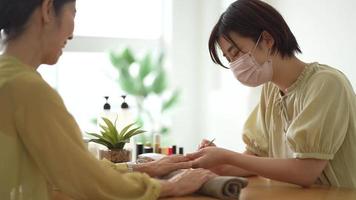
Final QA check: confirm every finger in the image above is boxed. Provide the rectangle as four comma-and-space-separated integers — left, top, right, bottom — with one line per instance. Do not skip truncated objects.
199, 141, 216, 150
191, 169, 214, 182
198, 139, 209, 149
200, 139, 210, 146
186, 150, 204, 160
198, 144, 203, 150
202, 139, 210, 143
199, 170, 217, 181
198, 144, 207, 150
168, 155, 190, 163
189, 168, 204, 173
169, 161, 193, 171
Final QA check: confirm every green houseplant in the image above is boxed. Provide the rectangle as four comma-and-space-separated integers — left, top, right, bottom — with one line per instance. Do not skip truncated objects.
87, 117, 145, 163
109, 47, 180, 145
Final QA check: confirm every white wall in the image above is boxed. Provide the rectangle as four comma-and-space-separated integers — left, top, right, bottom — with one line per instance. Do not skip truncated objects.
266, 0, 356, 89
164, 0, 223, 153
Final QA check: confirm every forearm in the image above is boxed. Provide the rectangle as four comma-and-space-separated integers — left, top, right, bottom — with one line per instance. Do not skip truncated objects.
227, 152, 326, 187
212, 164, 256, 177
217, 150, 257, 177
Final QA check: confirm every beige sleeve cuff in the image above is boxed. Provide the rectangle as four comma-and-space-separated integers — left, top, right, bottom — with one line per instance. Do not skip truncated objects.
293, 152, 334, 160
99, 158, 129, 173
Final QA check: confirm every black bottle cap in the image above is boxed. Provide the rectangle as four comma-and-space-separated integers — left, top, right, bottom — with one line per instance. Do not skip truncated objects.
121, 95, 129, 109
172, 145, 177, 154
136, 143, 144, 158
144, 146, 153, 153
103, 96, 111, 110
179, 147, 184, 155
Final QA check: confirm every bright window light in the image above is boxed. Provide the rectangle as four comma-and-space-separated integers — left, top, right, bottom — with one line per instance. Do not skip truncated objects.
38, 0, 164, 133
39, 52, 124, 132
74, 0, 163, 39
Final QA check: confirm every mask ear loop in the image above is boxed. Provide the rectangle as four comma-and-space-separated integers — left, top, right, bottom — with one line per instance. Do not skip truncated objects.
251, 33, 263, 54
266, 48, 271, 62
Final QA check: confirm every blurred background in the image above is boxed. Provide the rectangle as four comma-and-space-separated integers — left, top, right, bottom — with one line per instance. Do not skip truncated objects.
38, 0, 356, 153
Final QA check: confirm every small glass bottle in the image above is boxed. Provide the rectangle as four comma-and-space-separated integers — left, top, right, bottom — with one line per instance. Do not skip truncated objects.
117, 95, 133, 130
153, 133, 161, 153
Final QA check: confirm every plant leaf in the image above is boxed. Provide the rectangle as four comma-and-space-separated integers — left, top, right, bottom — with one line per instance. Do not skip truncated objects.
102, 117, 118, 143
162, 89, 180, 112
124, 129, 146, 140
99, 124, 110, 133
122, 127, 140, 139
121, 48, 135, 64
139, 53, 152, 80
112, 142, 126, 150
118, 74, 138, 95
159, 127, 170, 135
89, 138, 113, 149
100, 131, 116, 144
110, 52, 129, 71
86, 132, 102, 139
113, 115, 119, 142
157, 52, 164, 68
119, 122, 136, 139
152, 69, 167, 94
87, 132, 114, 145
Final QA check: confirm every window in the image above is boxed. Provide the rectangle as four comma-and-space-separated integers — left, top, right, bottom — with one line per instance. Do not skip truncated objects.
38, 0, 164, 133
74, 0, 162, 39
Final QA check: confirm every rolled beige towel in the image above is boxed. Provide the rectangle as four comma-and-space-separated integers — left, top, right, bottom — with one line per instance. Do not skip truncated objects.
162, 170, 248, 200
197, 176, 248, 200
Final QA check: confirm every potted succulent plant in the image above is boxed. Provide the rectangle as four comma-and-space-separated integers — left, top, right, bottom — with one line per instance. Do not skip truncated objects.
87, 117, 145, 163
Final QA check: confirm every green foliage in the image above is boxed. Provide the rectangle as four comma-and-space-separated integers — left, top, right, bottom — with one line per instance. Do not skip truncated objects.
110, 48, 171, 98
87, 117, 145, 150
109, 47, 180, 144
162, 89, 180, 113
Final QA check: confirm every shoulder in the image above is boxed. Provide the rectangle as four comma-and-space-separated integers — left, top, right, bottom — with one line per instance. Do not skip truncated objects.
8, 71, 63, 107
306, 63, 352, 93
11, 71, 52, 93
300, 63, 354, 105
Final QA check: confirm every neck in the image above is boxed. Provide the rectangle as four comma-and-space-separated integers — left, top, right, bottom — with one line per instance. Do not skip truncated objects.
3, 34, 42, 70
271, 55, 306, 93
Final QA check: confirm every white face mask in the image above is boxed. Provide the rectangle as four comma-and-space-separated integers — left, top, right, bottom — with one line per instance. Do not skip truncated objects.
229, 34, 273, 87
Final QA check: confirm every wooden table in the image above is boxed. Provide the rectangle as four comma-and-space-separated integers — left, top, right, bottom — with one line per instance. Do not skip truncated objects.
161, 176, 356, 200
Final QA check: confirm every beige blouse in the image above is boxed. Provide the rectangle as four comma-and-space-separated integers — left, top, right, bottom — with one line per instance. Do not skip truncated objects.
0, 55, 160, 200
242, 62, 356, 188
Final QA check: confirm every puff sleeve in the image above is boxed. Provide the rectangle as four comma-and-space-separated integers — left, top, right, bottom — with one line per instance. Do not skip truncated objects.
286, 72, 349, 160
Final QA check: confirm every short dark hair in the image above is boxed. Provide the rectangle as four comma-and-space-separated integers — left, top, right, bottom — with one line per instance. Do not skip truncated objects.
0, 0, 75, 43
209, 0, 301, 68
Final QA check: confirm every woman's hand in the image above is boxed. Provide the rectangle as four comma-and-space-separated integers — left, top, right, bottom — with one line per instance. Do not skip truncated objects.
198, 138, 216, 150
159, 168, 217, 197
134, 155, 192, 177
187, 147, 234, 169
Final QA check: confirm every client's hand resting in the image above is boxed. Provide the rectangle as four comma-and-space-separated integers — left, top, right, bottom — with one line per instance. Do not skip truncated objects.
187, 147, 235, 169
134, 155, 193, 177
159, 168, 217, 197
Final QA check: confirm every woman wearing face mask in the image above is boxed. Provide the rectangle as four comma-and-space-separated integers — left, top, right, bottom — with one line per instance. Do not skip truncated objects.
187, 0, 356, 188
0, 0, 216, 199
